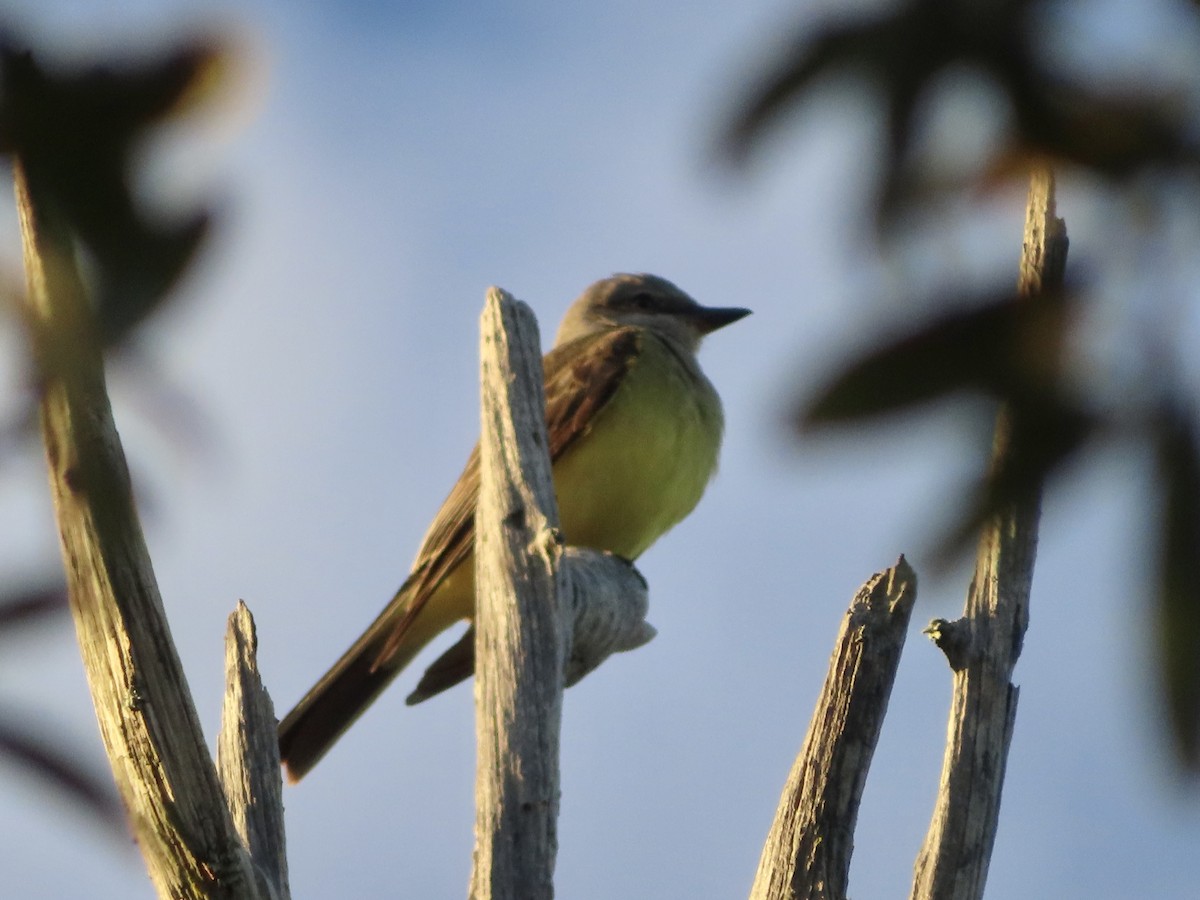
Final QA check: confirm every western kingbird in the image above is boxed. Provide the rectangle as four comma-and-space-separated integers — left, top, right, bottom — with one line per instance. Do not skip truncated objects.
278, 273, 749, 782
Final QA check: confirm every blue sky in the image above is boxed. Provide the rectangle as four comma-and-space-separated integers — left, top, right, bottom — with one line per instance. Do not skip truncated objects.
3, 1, 1200, 898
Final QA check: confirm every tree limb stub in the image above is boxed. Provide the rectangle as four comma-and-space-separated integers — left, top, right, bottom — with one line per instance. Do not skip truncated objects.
217, 602, 289, 900
751, 557, 918, 900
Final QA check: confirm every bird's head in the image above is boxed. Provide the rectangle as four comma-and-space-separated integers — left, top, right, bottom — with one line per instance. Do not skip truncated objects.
554, 273, 750, 353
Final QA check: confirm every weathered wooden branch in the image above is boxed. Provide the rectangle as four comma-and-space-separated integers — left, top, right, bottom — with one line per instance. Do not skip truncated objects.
470, 287, 568, 900
217, 602, 290, 900
469, 287, 656, 900
16, 161, 264, 899
750, 557, 918, 900
910, 169, 1067, 900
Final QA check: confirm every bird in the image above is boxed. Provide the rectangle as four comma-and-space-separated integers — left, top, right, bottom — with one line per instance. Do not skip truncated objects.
278, 273, 749, 782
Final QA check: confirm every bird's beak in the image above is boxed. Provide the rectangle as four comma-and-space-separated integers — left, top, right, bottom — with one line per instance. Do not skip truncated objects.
692, 305, 752, 335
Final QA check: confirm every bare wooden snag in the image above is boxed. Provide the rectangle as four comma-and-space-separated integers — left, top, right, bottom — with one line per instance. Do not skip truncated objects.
751, 557, 918, 900
910, 169, 1067, 900
469, 287, 659, 900
470, 288, 568, 900
16, 161, 274, 899
218, 602, 290, 900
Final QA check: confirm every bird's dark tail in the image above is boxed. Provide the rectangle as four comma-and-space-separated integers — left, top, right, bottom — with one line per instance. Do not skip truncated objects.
278, 585, 435, 783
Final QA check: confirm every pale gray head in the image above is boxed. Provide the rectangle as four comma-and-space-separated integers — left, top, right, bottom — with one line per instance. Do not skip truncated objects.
553, 273, 751, 353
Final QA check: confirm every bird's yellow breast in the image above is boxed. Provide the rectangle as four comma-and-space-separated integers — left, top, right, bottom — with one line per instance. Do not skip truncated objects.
549, 333, 724, 560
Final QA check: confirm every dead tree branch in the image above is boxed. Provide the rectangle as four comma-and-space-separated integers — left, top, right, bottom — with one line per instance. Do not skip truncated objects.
218, 602, 290, 900
911, 169, 1068, 900
469, 287, 658, 899
751, 558, 918, 900
470, 287, 568, 900
16, 160, 265, 900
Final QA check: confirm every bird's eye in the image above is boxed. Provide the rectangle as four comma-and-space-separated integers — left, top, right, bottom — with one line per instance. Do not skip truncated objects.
626, 291, 655, 310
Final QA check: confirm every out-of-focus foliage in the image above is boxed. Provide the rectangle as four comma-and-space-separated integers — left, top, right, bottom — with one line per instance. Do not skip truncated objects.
0, 580, 122, 825
803, 286, 1074, 424
0, 717, 123, 827
1155, 404, 1200, 765
803, 282, 1099, 552
0, 37, 226, 346
724, 0, 1200, 769
724, 0, 1199, 215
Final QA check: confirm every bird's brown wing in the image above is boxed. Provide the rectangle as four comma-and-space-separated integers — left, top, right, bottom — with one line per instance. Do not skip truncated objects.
386, 331, 648, 696
543, 326, 641, 458
377, 326, 642, 664
277, 326, 642, 780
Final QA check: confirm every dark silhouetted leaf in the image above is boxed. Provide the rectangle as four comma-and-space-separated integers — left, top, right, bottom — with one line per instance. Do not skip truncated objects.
0, 403, 38, 467
802, 286, 1071, 426
1154, 403, 1200, 769
0, 39, 227, 346
1015, 84, 1197, 179
0, 582, 66, 633
724, 16, 893, 165
723, 0, 1036, 165
936, 396, 1097, 559
984, 400, 1093, 514
0, 718, 123, 827
721, 0, 1199, 219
